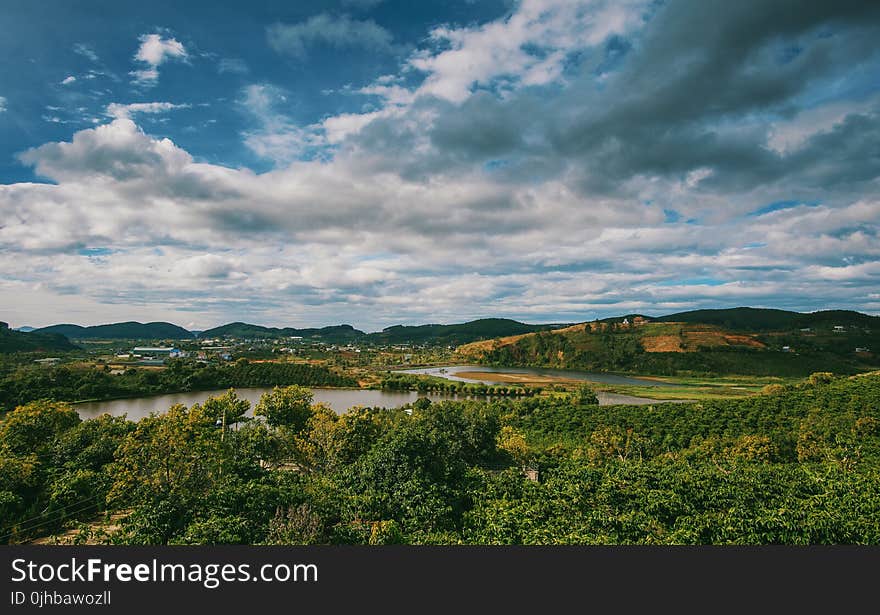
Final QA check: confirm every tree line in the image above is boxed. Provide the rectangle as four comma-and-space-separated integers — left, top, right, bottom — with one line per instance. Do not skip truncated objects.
0, 359, 357, 414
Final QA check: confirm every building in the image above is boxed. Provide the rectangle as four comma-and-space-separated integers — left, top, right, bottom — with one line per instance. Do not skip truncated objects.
132, 346, 177, 355
833, 326, 845, 333
131, 346, 183, 363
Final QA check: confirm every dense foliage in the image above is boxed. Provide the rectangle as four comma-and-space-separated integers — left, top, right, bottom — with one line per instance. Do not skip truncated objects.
2, 373, 878, 544
0, 359, 357, 413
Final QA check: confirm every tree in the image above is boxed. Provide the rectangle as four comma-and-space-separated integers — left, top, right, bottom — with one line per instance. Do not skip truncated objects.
574, 383, 599, 406
0, 400, 80, 457
195, 389, 251, 428
255, 385, 314, 431
109, 404, 221, 505
497, 425, 530, 469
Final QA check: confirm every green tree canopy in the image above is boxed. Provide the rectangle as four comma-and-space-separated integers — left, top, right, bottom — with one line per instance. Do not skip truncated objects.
255, 385, 315, 431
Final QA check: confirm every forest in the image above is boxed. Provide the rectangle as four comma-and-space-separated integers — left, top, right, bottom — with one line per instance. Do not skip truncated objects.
1, 371, 878, 544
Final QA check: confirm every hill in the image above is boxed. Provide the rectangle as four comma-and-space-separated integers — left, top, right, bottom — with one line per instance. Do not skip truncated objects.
0, 322, 79, 353
32, 321, 194, 340
199, 322, 365, 342
653, 307, 879, 332
365, 318, 572, 345
457, 309, 879, 377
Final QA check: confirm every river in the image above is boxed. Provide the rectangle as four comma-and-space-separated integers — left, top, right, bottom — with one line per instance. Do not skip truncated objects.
74, 386, 669, 421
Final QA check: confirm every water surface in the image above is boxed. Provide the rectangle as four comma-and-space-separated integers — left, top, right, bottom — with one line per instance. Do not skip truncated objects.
75, 386, 669, 421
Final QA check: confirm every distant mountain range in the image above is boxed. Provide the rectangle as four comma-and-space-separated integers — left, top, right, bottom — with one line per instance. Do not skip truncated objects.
32, 321, 194, 340
17, 317, 569, 345
5, 308, 877, 364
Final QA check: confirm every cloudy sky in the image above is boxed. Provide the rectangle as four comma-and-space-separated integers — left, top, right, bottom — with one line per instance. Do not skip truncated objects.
1, 0, 879, 331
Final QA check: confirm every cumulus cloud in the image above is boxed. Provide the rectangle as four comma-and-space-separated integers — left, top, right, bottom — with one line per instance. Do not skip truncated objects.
130, 33, 188, 85
61, 75, 77, 85
3, 0, 880, 328
0, 96, 6, 113
267, 14, 394, 60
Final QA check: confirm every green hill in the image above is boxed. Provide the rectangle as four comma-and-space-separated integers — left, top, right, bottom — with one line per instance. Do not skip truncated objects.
457, 309, 879, 377
200, 322, 365, 342
655, 307, 879, 332
366, 318, 571, 345
32, 321, 193, 340
0, 322, 79, 353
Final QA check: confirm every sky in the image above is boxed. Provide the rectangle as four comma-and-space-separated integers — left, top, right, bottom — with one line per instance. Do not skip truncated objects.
1, 0, 879, 332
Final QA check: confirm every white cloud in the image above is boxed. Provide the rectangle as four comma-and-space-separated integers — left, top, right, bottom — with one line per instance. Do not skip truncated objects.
767, 95, 880, 154
267, 14, 394, 60
218, 58, 249, 74
240, 84, 323, 163
408, 0, 648, 103
5, 112, 877, 329
130, 33, 188, 85
61, 75, 77, 85
105, 101, 191, 120
0, 96, 6, 113
73, 43, 99, 62
3, 2, 879, 328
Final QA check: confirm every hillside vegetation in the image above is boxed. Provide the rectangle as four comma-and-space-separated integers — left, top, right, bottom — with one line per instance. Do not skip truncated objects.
458, 309, 878, 377
367, 318, 570, 345
200, 322, 365, 342
0, 322, 79, 353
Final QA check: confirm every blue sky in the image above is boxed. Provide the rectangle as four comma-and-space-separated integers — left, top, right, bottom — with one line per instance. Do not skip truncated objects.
1, 0, 879, 330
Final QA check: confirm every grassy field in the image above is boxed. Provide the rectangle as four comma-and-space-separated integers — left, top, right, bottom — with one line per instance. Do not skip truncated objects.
406, 366, 803, 401
592, 374, 803, 400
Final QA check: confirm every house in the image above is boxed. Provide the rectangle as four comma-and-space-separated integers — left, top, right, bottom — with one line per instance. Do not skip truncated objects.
34, 357, 61, 365
782, 346, 792, 353
833, 326, 845, 333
